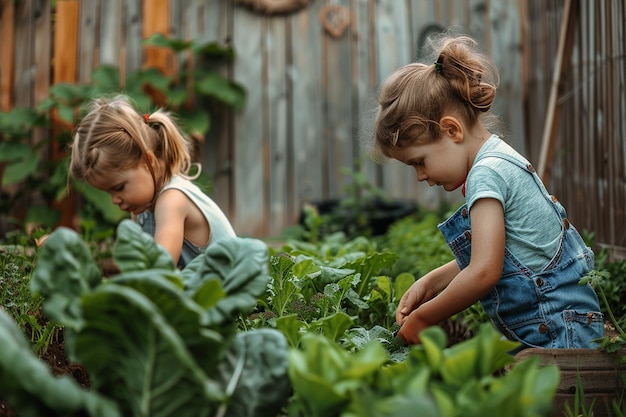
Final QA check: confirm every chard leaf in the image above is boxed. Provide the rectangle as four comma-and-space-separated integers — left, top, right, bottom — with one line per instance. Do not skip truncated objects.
215, 329, 290, 417
307, 311, 354, 342
182, 237, 270, 325
114, 219, 176, 272
30, 227, 102, 329
0, 309, 120, 417
75, 283, 225, 417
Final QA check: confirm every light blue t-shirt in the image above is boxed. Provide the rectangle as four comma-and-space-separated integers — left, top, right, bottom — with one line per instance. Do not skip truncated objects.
136, 175, 236, 268
465, 135, 562, 272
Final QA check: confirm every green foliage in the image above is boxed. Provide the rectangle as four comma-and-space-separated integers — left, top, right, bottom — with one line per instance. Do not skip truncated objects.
0, 34, 246, 234
375, 212, 452, 279
287, 324, 560, 417
0, 228, 60, 355
0, 220, 289, 417
289, 158, 418, 242
0, 213, 574, 416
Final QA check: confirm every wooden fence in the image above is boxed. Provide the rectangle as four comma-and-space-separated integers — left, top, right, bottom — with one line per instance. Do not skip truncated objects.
1, 0, 624, 259
521, 0, 626, 260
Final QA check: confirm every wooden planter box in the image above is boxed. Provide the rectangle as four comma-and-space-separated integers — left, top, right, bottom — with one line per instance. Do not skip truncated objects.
515, 348, 626, 417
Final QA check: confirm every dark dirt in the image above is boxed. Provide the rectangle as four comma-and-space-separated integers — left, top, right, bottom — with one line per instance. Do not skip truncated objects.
0, 325, 90, 417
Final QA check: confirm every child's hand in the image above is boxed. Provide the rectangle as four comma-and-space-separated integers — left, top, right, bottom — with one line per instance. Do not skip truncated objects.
395, 281, 427, 325
397, 310, 431, 345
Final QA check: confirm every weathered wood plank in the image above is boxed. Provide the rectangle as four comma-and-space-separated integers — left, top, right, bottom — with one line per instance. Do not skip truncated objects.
322, 0, 354, 198
375, 0, 421, 202
142, 0, 172, 74
537, 0, 579, 185
515, 347, 626, 417
199, 1, 234, 220
265, 17, 289, 237
290, 1, 324, 206
52, 0, 79, 228
124, 0, 143, 77
32, 0, 51, 151
99, 0, 122, 67
0, 0, 15, 111
232, 6, 265, 236
12, 0, 33, 108
77, 0, 97, 82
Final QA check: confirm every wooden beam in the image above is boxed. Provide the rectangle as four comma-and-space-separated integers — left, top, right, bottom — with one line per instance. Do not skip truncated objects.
51, 0, 80, 228
141, 0, 171, 106
537, 0, 580, 185
0, 0, 15, 112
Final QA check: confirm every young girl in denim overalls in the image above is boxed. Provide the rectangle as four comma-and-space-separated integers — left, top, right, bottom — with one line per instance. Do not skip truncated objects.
372, 35, 604, 349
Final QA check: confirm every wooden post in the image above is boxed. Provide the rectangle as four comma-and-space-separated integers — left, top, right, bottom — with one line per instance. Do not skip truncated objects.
0, 0, 15, 112
0, 0, 15, 197
51, 0, 80, 228
536, 0, 580, 185
141, 0, 172, 107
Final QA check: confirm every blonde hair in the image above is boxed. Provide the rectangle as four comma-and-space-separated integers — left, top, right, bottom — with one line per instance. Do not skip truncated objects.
69, 95, 197, 198
373, 35, 499, 159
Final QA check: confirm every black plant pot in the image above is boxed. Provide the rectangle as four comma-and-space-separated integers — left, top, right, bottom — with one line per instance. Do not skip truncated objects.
300, 197, 418, 237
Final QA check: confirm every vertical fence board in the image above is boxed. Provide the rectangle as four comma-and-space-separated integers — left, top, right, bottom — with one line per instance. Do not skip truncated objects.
142, 0, 172, 74
51, 0, 79, 228
232, 7, 264, 236
77, 0, 98, 82
124, 0, 143, 77
290, 3, 324, 205
323, 0, 354, 197
99, 0, 122, 67
265, 18, 289, 236
12, 0, 33, 108
0, 0, 15, 111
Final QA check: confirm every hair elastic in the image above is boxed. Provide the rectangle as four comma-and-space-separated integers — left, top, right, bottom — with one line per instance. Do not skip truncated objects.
434, 56, 443, 74
143, 114, 150, 123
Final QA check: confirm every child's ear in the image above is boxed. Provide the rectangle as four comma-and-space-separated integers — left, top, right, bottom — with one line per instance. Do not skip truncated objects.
439, 116, 464, 142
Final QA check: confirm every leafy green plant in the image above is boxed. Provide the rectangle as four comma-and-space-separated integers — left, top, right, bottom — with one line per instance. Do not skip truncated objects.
0, 219, 289, 417
0, 228, 60, 355
292, 157, 417, 242
0, 33, 246, 234
287, 323, 560, 417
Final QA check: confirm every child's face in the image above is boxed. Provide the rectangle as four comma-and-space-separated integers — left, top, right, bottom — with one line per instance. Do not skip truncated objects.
88, 162, 156, 215
387, 137, 469, 192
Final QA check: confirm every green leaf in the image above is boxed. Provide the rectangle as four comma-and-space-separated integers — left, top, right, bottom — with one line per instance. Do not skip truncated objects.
144, 32, 193, 53
215, 329, 290, 417
0, 309, 121, 417
1, 151, 39, 186
113, 219, 177, 272
194, 73, 246, 112
308, 311, 354, 342
137, 67, 174, 91
393, 273, 415, 300
275, 314, 307, 347
192, 41, 235, 59
25, 205, 61, 228
183, 237, 270, 325
0, 107, 42, 137
419, 326, 447, 371
30, 227, 102, 329
91, 65, 121, 91
75, 284, 225, 417
178, 108, 211, 137
58, 104, 76, 123
164, 87, 189, 107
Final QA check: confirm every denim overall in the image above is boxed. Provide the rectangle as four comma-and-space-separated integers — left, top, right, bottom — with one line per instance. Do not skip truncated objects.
438, 152, 604, 349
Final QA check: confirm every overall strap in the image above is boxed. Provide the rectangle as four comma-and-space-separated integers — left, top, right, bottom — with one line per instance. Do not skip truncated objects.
475, 151, 566, 221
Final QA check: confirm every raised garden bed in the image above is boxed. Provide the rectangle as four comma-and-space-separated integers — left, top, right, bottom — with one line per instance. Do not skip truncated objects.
515, 347, 626, 417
